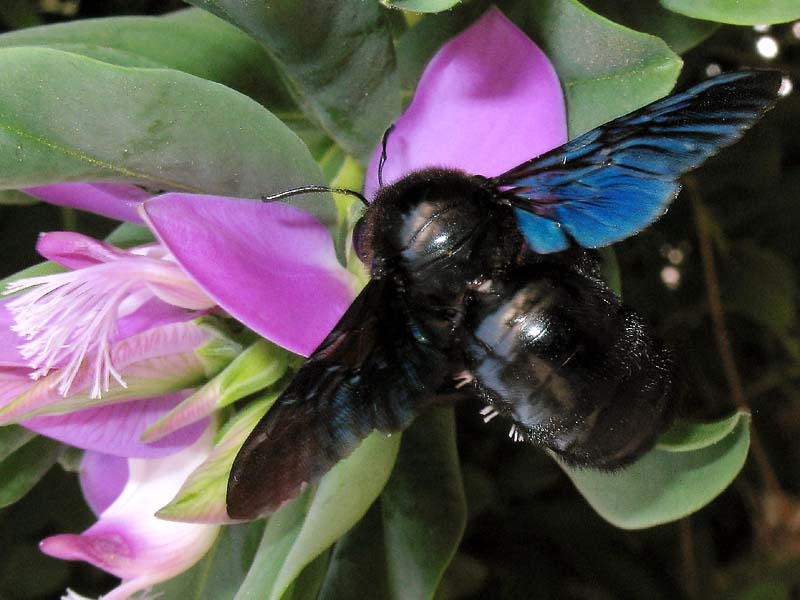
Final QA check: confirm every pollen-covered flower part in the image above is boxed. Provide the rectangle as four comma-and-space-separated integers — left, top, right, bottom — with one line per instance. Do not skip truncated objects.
4, 232, 215, 398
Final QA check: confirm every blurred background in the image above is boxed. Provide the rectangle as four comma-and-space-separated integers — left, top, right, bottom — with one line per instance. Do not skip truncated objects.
0, 1, 798, 598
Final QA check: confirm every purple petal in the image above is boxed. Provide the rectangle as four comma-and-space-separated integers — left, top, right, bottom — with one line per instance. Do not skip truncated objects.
35, 231, 129, 269
41, 430, 219, 596
114, 298, 198, 341
364, 7, 567, 198
22, 391, 209, 458
141, 194, 357, 356
24, 183, 151, 224
0, 368, 31, 404
0, 302, 27, 367
80, 451, 129, 515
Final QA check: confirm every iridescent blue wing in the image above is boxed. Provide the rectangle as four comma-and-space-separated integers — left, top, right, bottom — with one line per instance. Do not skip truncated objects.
226, 278, 455, 519
493, 70, 782, 253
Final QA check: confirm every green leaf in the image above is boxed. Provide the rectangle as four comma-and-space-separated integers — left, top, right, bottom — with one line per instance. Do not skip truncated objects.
0, 9, 292, 108
721, 241, 796, 336
154, 522, 265, 600
318, 503, 391, 600
319, 408, 467, 600
657, 412, 744, 451
234, 489, 312, 600
381, 0, 464, 13
144, 339, 292, 443
0, 0, 42, 29
103, 222, 154, 248
0, 47, 333, 226
157, 392, 279, 523
559, 412, 750, 529
502, 0, 683, 137
186, 0, 401, 161
580, 0, 718, 54
0, 190, 37, 205
0, 261, 64, 292
283, 551, 331, 600
660, 0, 800, 25
0, 426, 36, 462
397, 0, 682, 138
0, 436, 63, 508
381, 408, 466, 599
235, 431, 401, 600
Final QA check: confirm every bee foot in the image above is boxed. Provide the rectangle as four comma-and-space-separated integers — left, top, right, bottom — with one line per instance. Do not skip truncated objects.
508, 424, 525, 443
480, 404, 500, 423
453, 370, 475, 389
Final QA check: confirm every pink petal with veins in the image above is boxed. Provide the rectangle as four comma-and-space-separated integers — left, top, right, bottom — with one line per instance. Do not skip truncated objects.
24, 183, 151, 224
142, 194, 357, 356
364, 7, 567, 198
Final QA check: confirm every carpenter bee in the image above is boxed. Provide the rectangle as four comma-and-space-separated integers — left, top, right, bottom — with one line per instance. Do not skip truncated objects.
227, 70, 782, 519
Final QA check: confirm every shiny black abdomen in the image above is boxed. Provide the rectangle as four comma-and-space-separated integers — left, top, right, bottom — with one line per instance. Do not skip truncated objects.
463, 257, 677, 469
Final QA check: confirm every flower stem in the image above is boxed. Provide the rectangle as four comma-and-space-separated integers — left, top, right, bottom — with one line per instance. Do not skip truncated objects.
679, 517, 698, 599
688, 178, 781, 493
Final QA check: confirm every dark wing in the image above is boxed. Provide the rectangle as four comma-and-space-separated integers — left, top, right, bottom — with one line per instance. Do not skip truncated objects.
463, 256, 677, 469
492, 70, 782, 253
227, 278, 455, 519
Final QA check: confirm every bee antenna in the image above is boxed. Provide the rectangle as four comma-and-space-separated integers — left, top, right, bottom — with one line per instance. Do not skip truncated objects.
261, 185, 369, 207
378, 124, 395, 188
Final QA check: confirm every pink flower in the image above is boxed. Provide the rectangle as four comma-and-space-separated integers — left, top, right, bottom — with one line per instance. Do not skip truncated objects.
40, 429, 219, 600
364, 7, 566, 197
1, 188, 356, 597
0, 191, 357, 449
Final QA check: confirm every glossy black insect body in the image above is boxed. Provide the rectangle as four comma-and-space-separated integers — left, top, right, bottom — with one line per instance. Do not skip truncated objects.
227, 70, 782, 519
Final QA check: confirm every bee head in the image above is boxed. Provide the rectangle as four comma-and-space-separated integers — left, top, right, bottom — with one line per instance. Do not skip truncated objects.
354, 168, 495, 277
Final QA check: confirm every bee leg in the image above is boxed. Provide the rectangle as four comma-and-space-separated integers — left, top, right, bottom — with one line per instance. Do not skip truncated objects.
508, 423, 526, 443
453, 370, 475, 388
479, 404, 501, 423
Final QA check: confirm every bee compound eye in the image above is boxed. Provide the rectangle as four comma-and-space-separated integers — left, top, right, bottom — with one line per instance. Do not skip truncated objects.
352, 217, 368, 263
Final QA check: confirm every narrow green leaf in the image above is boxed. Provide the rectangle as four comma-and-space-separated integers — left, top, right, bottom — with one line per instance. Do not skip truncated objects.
157, 392, 279, 523
560, 412, 750, 529
187, 0, 401, 161
380, 408, 466, 600
320, 409, 466, 600
580, 0, 718, 54
234, 490, 312, 600
283, 550, 331, 600
382, 0, 464, 13
0, 426, 36, 462
657, 412, 745, 452
660, 0, 800, 25
103, 222, 154, 248
154, 522, 266, 600
0, 9, 292, 108
0, 47, 333, 227
234, 431, 401, 599
0, 190, 37, 205
317, 504, 390, 600
0, 436, 63, 508
267, 432, 401, 600
144, 339, 291, 443
0, 261, 64, 291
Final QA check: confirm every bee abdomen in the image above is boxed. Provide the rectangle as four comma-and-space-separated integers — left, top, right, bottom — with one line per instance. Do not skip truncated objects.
463, 264, 678, 469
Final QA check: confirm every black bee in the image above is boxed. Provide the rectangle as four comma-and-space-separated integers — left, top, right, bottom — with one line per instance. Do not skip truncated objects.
227, 70, 782, 519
